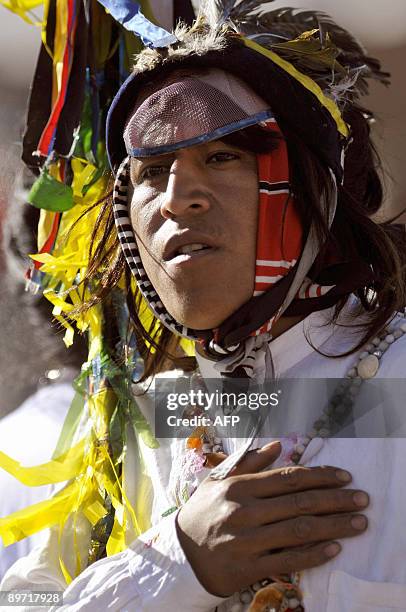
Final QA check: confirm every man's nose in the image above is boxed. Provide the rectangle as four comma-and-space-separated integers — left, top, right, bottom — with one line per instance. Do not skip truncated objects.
160, 161, 211, 220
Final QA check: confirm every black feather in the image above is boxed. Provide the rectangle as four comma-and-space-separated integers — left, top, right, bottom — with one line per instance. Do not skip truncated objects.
212, 0, 239, 22
230, 0, 269, 18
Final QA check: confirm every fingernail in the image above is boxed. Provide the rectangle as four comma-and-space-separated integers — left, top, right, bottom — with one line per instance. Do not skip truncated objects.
324, 542, 341, 558
336, 469, 351, 483
353, 492, 369, 507
351, 515, 367, 530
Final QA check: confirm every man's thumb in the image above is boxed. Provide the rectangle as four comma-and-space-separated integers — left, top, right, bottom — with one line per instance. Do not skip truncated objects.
232, 441, 282, 476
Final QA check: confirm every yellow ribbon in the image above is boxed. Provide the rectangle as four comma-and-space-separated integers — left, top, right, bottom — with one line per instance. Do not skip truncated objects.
0, 386, 141, 584
0, 480, 80, 546
0, 0, 42, 24
0, 440, 85, 486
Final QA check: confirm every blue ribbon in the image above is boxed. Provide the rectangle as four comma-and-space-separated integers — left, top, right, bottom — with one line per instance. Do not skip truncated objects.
96, 0, 177, 47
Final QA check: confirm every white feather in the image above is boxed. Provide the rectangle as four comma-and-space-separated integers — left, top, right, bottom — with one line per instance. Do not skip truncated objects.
198, 0, 236, 28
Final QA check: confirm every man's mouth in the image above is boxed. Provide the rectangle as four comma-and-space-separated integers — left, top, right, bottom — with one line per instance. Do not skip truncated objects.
175, 243, 211, 256
163, 233, 218, 263
167, 243, 215, 264
167, 243, 217, 265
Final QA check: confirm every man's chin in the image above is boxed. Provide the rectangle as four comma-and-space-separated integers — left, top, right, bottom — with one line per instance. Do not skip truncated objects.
159, 285, 253, 330
165, 302, 236, 331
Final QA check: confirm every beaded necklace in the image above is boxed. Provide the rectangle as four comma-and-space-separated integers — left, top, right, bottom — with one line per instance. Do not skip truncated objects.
178, 316, 406, 612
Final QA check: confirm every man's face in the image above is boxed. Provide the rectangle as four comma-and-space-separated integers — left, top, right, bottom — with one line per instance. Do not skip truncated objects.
129, 138, 258, 329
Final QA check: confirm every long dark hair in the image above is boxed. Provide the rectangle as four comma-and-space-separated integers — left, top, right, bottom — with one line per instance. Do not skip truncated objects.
80, 114, 406, 381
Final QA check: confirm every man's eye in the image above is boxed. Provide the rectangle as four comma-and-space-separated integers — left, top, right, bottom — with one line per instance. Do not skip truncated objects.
208, 152, 239, 163
139, 165, 169, 181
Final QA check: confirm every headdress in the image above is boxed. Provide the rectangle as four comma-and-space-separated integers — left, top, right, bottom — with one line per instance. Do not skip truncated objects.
0, 0, 388, 580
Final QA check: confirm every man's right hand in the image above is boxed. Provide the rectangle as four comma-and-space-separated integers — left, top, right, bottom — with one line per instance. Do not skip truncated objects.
176, 441, 369, 597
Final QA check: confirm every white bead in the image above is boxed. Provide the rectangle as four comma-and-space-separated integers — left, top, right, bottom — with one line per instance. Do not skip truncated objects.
372, 337, 381, 346
358, 351, 369, 359
347, 368, 357, 378
251, 582, 263, 592
385, 334, 395, 344
213, 444, 222, 452
319, 428, 330, 437
288, 598, 301, 609
378, 341, 389, 351
394, 329, 403, 339
400, 322, 406, 333
365, 343, 374, 351
230, 604, 244, 612
302, 437, 311, 445
357, 354, 379, 379
295, 444, 305, 454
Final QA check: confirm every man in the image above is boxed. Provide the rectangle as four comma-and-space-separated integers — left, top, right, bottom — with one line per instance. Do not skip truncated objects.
2, 2, 406, 611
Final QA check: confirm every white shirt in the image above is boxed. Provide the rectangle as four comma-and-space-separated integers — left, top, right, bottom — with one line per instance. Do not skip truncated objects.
2, 303, 406, 611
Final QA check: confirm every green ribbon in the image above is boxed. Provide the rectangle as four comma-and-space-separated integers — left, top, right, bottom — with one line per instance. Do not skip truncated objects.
28, 169, 74, 212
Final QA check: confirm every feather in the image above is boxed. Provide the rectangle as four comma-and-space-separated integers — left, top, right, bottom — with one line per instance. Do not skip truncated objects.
230, 0, 269, 18
270, 31, 345, 75
198, 0, 238, 27
199, 0, 271, 26
329, 67, 367, 104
